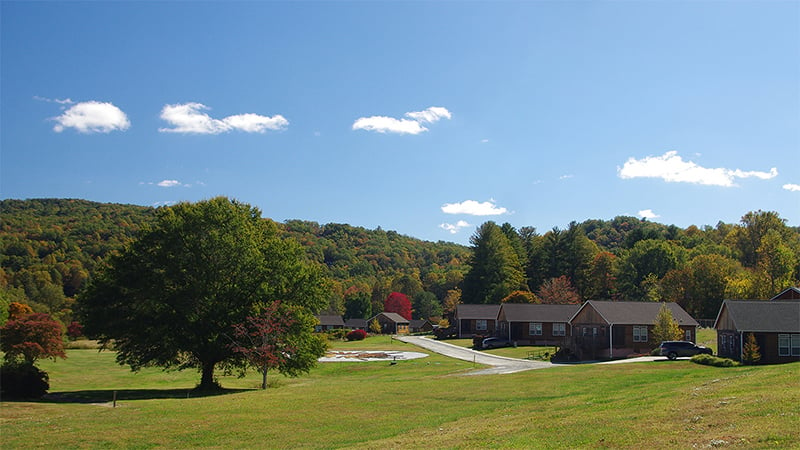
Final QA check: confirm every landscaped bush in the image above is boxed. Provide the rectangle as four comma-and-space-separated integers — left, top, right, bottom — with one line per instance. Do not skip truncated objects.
0, 362, 50, 399
326, 329, 349, 341
346, 329, 367, 341
690, 354, 741, 367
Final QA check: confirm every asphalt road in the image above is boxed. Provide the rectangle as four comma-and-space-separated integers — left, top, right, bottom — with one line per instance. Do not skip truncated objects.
396, 336, 553, 375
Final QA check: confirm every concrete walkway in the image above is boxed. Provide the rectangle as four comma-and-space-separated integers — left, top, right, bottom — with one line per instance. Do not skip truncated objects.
396, 335, 553, 375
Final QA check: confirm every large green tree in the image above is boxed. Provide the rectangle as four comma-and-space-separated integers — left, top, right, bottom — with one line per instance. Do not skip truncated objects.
78, 197, 328, 390
461, 222, 526, 304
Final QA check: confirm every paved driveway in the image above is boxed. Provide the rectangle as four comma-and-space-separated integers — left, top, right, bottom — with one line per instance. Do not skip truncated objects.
396, 336, 553, 375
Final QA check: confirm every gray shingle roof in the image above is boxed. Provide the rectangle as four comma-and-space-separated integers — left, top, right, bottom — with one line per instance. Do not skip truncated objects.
374, 312, 410, 324
577, 301, 699, 326
316, 315, 345, 326
499, 303, 580, 322
717, 300, 800, 333
455, 304, 501, 320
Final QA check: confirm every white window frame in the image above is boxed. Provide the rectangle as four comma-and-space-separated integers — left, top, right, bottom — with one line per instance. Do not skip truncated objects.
475, 319, 487, 331
685, 329, 692, 342
529, 322, 543, 336
633, 326, 648, 343
779, 334, 790, 356
552, 322, 566, 337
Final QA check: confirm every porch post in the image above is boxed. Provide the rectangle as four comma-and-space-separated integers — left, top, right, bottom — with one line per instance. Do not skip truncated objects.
609, 324, 613, 359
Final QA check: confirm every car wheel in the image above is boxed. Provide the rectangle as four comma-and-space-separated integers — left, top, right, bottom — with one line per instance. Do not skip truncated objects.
667, 352, 677, 360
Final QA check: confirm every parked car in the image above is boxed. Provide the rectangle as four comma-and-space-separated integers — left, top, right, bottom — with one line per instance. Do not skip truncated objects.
659, 341, 712, 360
481, 337, 513, 349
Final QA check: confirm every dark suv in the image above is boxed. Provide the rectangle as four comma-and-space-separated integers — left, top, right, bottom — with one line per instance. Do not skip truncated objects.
659, 341, 712, 360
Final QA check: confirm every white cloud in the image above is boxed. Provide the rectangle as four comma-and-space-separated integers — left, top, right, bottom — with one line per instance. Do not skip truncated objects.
480, 139, 489, 143
352, 106, 451, 135
52, 101, 130, 133
157, 180, 182, 187
559, 174, 574, 180
618, 151, 778, 187
783, 184, 800, 192
159, 103, 288, 134
352, 116, 428, 135
441, 200, 508, 216
638, 209, 660, 219
405, 106, 452, 124
440, 220, 471, 234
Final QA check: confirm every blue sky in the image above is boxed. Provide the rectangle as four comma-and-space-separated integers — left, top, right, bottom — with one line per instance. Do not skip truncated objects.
2, 1, 798, 245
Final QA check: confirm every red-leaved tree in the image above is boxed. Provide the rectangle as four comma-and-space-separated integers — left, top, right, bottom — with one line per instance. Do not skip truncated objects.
229, 301, 296, 390
384, 292, 412, 320
1, 313, 66, 365
536, 276, 582, 304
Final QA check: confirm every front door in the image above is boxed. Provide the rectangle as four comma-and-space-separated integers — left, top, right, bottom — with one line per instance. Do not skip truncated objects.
613, 326, 625, 347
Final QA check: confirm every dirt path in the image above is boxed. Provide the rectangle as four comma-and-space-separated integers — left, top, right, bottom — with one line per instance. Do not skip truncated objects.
396, 336, 553, 375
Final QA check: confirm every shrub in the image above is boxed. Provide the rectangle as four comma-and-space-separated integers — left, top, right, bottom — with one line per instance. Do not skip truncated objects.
0, 362, 50, 399
326, 329, 349, 341
691, 354, 741, 367
346, 329, 367, 341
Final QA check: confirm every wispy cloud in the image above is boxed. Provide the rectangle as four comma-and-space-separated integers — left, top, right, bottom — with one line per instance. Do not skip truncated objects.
140, 179, 193, 188
784, 184, 800, 192
159, 103, 288, 134
638, 209, 660, 219
440, 220, 471, 234
559, 174, 574, 180
441, 199, 508, 216
34, 96, 74, 105
618, 151, 778, 187
52, 101, 130, 133
352, 106, 451, 135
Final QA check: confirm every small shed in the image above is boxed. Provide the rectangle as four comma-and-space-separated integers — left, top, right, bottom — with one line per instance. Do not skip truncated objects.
409, 319, 434, 333
714, 299, 800, 364
344, 318, 367, 330
454, 304, 501, 338
368, 312, 410, 335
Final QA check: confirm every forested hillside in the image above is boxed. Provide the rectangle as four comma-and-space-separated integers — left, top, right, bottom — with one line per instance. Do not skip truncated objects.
1, 199, 798, 326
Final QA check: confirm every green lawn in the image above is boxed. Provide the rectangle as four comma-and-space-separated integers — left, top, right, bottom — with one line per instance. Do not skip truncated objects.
2, 336, 798, 448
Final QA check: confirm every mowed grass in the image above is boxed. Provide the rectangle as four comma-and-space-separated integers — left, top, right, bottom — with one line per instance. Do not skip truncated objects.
2, 336, 798, 449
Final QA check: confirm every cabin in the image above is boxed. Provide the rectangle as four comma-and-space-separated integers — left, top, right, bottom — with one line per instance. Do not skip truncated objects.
314, 315, 345, 332
454, 304, 501, 338
368, 312, 410, 335
344, 318, 367, 331
714, 299, 800, 364
409, 319, 434, 333
771, 286, 800, 301
497, 303, 580, 346
568, 301, 698, 360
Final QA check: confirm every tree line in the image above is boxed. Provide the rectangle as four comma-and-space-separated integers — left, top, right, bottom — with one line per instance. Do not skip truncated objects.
462, 211, 799, 320
1, 199, 798, 328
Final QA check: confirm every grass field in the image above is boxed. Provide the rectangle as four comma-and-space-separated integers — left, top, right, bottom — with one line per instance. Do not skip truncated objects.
2, 336, 798, 448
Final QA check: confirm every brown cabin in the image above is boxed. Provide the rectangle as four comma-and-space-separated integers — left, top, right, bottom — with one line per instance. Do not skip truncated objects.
714, 299, 800, 364
568, 301, 698, 360
368, 312, 410, 335
454, 304, 501, 338
315, 315, 345, 332
497, 303, 580, 346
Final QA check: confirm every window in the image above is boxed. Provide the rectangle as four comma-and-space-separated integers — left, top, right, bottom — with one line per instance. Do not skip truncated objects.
633, 326, 648, 343
779, 334, 790, 356
779, 334, 800, 357
475, 320, 487, 331
685, 329, 692, 342
529, 322, 542, 336
553, 323, 566, 336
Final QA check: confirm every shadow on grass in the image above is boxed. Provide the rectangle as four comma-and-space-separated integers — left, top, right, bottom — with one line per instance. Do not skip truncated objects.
30, 387, 253, 404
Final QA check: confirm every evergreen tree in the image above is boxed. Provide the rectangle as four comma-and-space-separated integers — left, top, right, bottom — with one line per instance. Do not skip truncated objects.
651, 303, 683, 344
461, 222, 526, 304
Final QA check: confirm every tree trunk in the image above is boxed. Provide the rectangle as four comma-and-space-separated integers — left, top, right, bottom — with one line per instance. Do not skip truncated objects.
261, 363, 268, 390
198, 361, 217, 390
